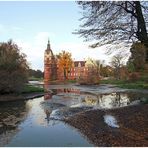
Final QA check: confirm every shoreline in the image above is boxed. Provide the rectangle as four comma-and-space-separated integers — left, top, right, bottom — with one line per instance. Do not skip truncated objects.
0, 83, 148, 102
0, 92, 44, 102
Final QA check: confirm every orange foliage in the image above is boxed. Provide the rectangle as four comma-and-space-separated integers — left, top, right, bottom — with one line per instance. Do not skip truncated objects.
57, 50, 73, 80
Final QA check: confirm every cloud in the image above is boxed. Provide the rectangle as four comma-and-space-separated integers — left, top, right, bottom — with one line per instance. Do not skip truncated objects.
8, 29, 130, 71
16, 36, 130, 71
15, 31, 56, 71
34, 31, 55, 46
53, 42, 110, 62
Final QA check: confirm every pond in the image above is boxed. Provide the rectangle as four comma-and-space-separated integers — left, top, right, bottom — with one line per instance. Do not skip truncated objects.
0, 84, 147, 147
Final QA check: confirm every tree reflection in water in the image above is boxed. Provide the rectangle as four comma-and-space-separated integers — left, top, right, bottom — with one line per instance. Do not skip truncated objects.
41, 87, 148, 127
0, 101, 30, 146
43, 87, 146, 111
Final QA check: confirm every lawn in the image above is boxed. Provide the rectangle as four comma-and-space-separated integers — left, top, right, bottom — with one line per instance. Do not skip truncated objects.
22, 85, 44, 94
100, 79, 148, 89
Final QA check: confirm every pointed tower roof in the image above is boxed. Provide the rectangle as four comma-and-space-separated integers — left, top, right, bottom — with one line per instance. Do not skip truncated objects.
45, 39, 54, 59
47, 38, 51, 50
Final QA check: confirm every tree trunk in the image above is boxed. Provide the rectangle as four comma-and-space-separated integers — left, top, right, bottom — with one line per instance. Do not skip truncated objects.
135, 1, 148, 62
64, 68, 67, 80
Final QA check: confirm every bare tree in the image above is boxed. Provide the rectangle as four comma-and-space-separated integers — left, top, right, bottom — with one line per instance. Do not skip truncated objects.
86, 58, 101, 76
75, 1, 148, 61
110, 53, 125, 80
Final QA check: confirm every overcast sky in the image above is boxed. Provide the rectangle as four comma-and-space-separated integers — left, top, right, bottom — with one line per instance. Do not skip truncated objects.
0, 1, 129, 71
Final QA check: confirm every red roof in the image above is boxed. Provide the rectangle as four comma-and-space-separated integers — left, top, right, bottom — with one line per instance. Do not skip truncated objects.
74, 61, 86, 67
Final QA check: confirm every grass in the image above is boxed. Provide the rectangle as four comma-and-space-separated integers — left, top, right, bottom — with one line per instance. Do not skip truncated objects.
100, 79, 125, 85
22, 85, 44, 94
100, 79, 148, 89
48, 79, 77, 84
67, 79, 77, 83
119, 83, 148, 89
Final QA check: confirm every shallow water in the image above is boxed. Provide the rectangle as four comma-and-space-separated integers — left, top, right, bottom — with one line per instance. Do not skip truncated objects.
104, 115, 119, 128
0, 84, 148, 146
41, 85, 148, 120
0, 97, 93, 147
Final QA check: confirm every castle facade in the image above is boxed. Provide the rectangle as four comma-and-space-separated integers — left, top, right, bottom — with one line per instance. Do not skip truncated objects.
44, 41, 89, 83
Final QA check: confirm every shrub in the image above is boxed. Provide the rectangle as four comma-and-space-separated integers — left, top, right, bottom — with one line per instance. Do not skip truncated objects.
78, 68, 100, 85
0, 40, 29, 94
128, 72, 140, 82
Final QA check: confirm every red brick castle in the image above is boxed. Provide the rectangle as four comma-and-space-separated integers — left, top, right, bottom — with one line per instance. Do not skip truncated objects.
44, 40, 89, 83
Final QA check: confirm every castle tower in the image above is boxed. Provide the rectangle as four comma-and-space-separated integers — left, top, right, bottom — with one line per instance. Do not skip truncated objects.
44, 40, 57, 84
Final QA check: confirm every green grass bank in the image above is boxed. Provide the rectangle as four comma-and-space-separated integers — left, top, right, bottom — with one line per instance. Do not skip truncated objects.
22, 85, 44, 94
100, 79, 148, 89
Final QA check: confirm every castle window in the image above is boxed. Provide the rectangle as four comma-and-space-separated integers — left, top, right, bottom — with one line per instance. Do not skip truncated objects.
78, 62, 81, 67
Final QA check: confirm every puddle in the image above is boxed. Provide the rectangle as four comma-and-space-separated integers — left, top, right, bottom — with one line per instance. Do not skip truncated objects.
40, 86, 148, 121
104, 115, 119, 128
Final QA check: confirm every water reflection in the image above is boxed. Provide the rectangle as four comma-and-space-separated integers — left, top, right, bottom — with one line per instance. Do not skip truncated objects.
42, 88, 146, 110
0, 85, 147, 147
39, 88, 148, 122
44, 93, 53, 123
4, 97, 93, 147
0, 101, 30, 146
44, 92, 52, 100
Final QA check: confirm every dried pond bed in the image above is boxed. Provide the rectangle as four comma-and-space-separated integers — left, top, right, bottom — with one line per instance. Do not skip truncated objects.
65, 104, 148, 147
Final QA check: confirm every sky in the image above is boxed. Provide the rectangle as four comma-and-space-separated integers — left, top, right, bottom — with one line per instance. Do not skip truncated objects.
0, 1, 129, 71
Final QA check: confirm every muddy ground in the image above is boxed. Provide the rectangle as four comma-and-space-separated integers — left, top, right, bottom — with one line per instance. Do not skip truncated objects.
65, 104, 148, 147
0, 92, 44, 102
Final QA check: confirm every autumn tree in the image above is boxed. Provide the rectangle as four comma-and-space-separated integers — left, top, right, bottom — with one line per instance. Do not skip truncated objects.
110, 53, 125, 80
57, 50, 73, 80
0, 40, 29, 94
86, 58, 101, 76
100, 65, 113, 78
75, 1, 148, 62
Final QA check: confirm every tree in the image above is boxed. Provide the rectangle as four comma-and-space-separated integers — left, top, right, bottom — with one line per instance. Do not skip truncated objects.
110, 53, 125, 80
28, 69, 43, 78
0, 40, 29, 94
57, 50, 73, 80
75, 1, 148, 61
85, 58, 101, 76
79, 67, 100, 85
100, 65, 113, 78
127, 42, 146, 71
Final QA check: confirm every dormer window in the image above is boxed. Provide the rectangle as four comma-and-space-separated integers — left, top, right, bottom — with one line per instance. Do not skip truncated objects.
78, 62, 81, 67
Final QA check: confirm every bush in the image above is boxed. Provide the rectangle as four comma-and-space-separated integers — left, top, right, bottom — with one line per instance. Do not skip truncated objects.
0, 40, 29, 94
128, 72, 140, 82
79, 77, 100, 85
78, 68, 100, 85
